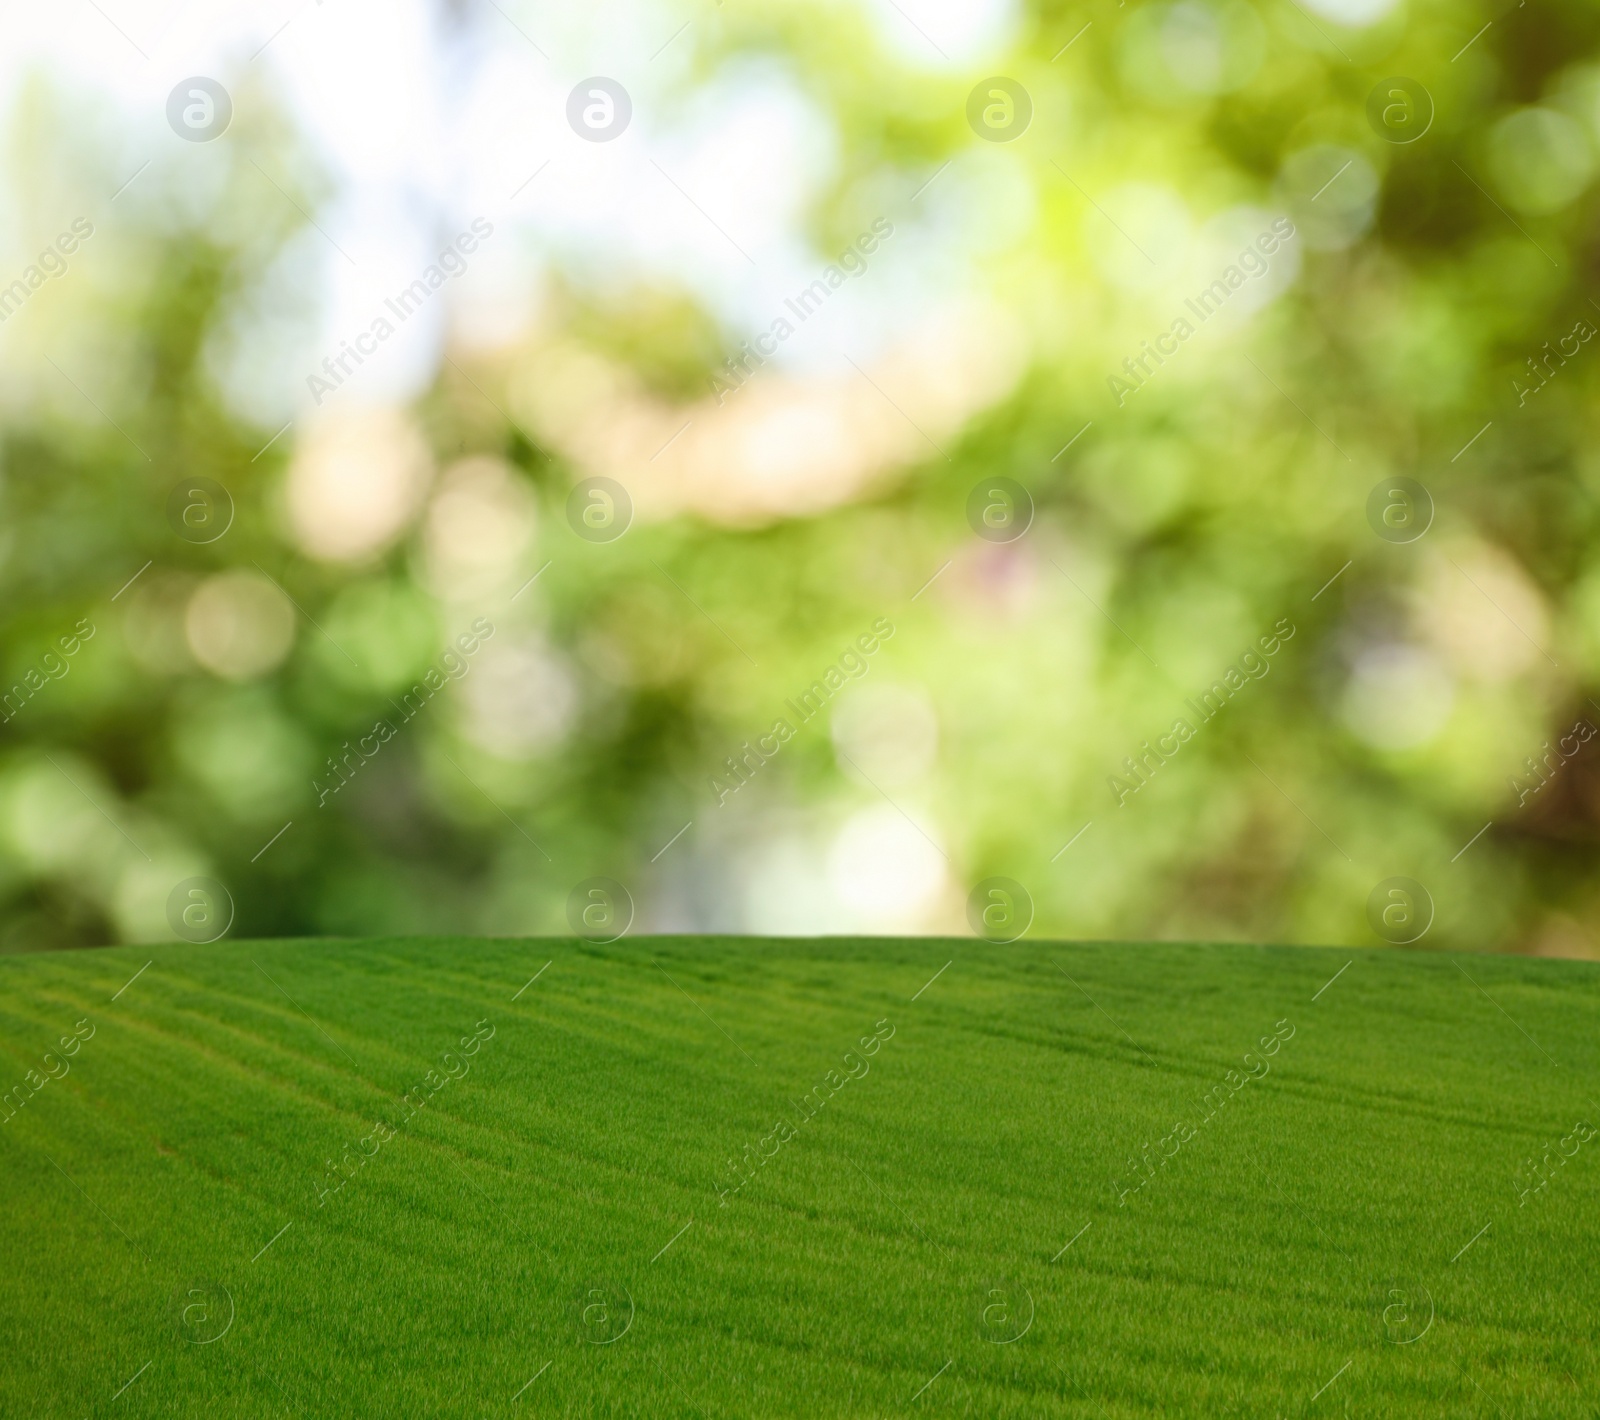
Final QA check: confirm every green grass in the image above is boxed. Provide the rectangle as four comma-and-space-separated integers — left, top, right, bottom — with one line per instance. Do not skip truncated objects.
1, 936, 1598, 1418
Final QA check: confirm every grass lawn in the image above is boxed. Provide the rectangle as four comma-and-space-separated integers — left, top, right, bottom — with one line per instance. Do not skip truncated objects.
1, 935, 1597, 1418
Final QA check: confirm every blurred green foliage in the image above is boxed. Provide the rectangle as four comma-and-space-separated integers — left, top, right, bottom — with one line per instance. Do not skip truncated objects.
5, 0, 1600, 952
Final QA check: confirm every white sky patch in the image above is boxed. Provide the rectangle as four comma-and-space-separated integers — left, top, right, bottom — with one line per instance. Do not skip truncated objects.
742, 835, 850, 936
202, 225, 325, 428
857, 0, 1021, 70
827, 804, 946, 931
541, 58, 835, 307
1298, 0, 1402, 27
0, 0, 1023, 428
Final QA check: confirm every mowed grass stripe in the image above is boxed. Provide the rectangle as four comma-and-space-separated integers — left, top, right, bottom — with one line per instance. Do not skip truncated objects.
1, 938, 1597, 1417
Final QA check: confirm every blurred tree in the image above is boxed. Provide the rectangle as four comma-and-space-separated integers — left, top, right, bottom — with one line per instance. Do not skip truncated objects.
1, 0, 1599, 954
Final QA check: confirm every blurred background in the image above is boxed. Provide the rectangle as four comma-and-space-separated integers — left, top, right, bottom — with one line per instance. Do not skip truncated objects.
2, 0, 1599, 952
